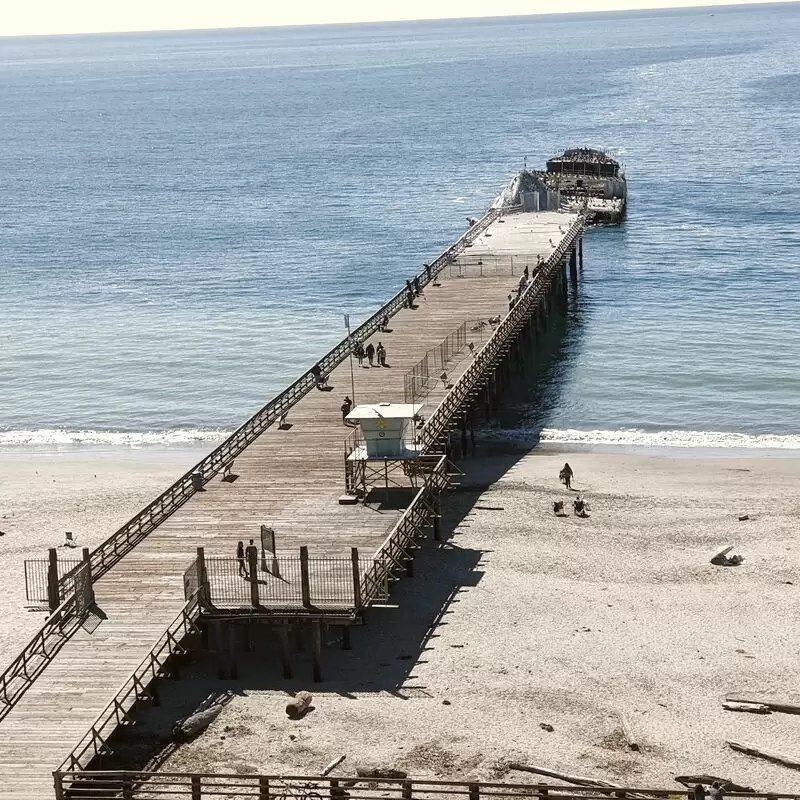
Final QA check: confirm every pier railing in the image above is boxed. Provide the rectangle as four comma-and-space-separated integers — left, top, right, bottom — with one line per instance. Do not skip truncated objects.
360, 454, 450, 605
0, 592, 85, 721
52, 772, 800, 800
56, 593, 202, 775
419, 214, 585, 452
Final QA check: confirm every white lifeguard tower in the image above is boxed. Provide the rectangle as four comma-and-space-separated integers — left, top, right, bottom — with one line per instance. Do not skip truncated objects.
343, 402, 424, 499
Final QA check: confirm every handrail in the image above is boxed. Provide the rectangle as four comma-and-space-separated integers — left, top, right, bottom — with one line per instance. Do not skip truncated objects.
419, 213, 586, 451
56, 593, 201, 774
51, 771, 800, 800
0, 593, 80, 721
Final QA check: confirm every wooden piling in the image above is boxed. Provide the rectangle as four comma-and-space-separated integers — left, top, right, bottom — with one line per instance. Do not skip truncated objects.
300, 546, 311, 607
47, 548, 60, 615
279, 623, 292, 679
312, 620, 323, 683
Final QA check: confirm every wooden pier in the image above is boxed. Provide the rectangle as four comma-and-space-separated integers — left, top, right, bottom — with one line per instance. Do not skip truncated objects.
0, 208, 584, 799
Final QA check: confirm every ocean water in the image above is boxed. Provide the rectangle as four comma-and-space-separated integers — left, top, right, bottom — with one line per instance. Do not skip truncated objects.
2, 5, 800, 450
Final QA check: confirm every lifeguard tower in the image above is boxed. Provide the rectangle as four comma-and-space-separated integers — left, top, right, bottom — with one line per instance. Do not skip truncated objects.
343, 402, 425, 499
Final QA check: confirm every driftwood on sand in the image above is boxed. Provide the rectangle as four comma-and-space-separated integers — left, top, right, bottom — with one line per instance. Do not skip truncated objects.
172, 691, 233, 741
725, 693, 800, 715
507, 763, 647, 797
722, 701, 770, 714
322, 755, 346, 776
727, 740, 800, 770
286, 691, 313, 719
619, 710, 640, 750
355, 767, 408, 780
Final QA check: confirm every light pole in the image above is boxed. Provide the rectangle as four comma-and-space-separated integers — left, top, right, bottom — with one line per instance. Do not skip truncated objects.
344, 314, 356, 404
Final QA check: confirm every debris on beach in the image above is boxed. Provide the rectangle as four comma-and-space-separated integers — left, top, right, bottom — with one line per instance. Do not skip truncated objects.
722, 700, 771, 714
738, 514, 750, 521
728, 740, 800, 771
724, 693, 800, 715
285, 690, 313, 719
172, 691, 233, 742
619, 710, 640, 750
710, 545, 744, 566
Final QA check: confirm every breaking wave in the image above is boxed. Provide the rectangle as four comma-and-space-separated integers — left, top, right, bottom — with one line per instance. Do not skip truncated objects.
0, 428, 231, 447
538, 427, 800, 450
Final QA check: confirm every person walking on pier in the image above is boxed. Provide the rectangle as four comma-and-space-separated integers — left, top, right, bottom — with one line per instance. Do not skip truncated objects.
413, 276, 421, 296
424, 263, 432, 283
355, 343, 365, 367
559, 462, 574, 490
376, 342, 387, 367
236, 540, 247, 578
365, 342, 375, 366
341, 395, 353, 425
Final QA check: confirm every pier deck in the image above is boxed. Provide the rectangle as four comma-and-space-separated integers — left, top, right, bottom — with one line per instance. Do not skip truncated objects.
0, 211, 580, 799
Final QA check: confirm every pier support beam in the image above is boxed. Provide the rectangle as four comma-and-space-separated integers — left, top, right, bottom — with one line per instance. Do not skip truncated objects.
312, 620, 323, 683
279, 623, 293, 679
578, 236, 584, 268
569, 246, 578, 286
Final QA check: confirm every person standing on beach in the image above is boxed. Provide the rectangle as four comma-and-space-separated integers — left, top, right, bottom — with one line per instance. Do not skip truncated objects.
560, 462, 574, 490
693, 785, 707, 800
376, 342, 386, 367
365, 343, 375, 366
236, 540, 247, 578
708, 784, 724, 800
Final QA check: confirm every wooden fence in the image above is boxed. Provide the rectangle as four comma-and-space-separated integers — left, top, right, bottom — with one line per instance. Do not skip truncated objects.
52, 772, 800, 800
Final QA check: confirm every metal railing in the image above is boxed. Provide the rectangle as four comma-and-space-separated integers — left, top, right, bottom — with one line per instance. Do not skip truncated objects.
52, 772, 800, 800
56, 593, 202, 774
418, 214, 586, 452
404, 320, 490, 404
0, 593, 82, 721
23, 557, 82, 603
204, 555, 372, 610
360, 454, 450, 606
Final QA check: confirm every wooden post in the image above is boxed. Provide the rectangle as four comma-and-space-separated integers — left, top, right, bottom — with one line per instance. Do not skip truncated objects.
248, 546, 260, 607
259, 776, 270, 800
191, 775, 201, 800
460, 416, 468, 456
53, 773, 65, 800
433, 498, 442, 541
47, 548, 60, 614
196, 546, 209, 605
469, 784, 480, 800
82, 546, 95, 604
122, 777, 133, 800
312, 620, 323, 683
341, 625, 351, 650
578, 236, 584, 268
279, 623, 292, 679
300, 546, 311, 607
402, 780, 413, 800
569, 246, 578, 285
350, 547, 362, 611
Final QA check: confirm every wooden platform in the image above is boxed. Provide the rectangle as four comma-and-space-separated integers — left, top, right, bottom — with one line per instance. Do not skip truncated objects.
0, 210, 579, 799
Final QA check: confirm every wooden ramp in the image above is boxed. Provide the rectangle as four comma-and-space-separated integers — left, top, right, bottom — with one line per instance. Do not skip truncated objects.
0, 211, 579, 799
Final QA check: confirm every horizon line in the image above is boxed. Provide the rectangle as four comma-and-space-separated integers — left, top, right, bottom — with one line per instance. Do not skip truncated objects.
1, 0, 798, 40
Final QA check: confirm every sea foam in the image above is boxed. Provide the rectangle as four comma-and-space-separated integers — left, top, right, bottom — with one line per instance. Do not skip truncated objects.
539, 428, 800, 450
0, 428, 231, 448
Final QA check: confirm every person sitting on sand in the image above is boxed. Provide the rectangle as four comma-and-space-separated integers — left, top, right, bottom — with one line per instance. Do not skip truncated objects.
573, 496, 589, 518
553, 501, 565, 516
559, 462, 574, 490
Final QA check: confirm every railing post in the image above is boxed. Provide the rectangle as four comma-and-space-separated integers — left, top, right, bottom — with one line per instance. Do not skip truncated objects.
260, 776, 270, 799
196, 546, 209, 605
191, 774, 202, 800
248, 546, 260, 607
351, 548, 362, 610
402, 780, 413, 800
122, 776, 134, 800
47, 548, 60, 614
81, 547, 95, 605
53, 772, 65, 800
469, 784, 480, 800
300, 546, 311, 607
433, 498, 442, 541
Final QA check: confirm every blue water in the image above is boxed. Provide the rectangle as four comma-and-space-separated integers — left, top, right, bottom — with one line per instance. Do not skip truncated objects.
2, 5, 800, 448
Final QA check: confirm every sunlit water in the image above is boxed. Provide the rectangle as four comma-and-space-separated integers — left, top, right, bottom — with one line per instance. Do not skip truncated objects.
2, 5, 799, 450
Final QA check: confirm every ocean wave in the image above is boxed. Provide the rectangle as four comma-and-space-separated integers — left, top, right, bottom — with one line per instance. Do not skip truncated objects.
538, 427, 800, 450
0, 428, 231, 447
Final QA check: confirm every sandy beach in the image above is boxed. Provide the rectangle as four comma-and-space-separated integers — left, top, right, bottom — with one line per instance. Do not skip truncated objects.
2, 445, 799, 791
0, 445, 208, 664
144, 448, 800, 792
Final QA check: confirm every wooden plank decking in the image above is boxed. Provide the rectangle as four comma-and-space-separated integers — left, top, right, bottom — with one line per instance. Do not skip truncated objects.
0, 211, 579, 799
